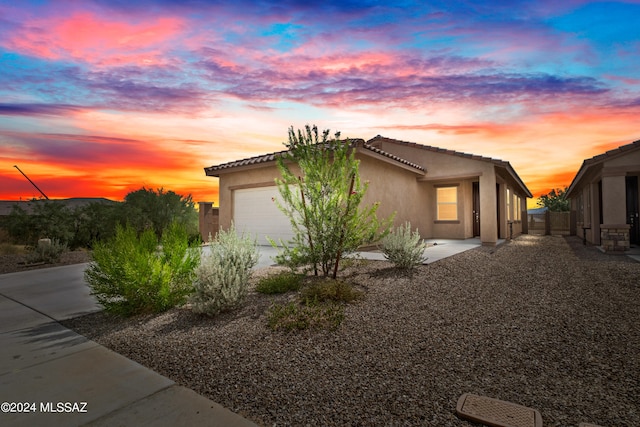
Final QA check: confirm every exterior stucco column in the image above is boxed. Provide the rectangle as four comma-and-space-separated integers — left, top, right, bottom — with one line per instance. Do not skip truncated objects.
479, 172, 497, 246
601, 175, 626, 224
600, 174, 630, 251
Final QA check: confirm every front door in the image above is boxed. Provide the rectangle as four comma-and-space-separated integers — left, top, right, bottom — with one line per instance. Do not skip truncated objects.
627, 176, 640, 245
472, 182, 480, 236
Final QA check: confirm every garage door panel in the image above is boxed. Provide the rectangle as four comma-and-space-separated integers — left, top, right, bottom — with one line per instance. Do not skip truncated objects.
233, 187, 294, 245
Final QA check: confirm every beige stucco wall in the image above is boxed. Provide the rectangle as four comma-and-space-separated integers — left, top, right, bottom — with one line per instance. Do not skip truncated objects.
214, 143, 529, 245
356, 153, 425, 233
570, 147, 640, 246
216, 163, 292, 231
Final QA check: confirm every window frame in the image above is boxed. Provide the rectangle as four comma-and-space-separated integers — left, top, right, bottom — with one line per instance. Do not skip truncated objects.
435, 185, 459, 222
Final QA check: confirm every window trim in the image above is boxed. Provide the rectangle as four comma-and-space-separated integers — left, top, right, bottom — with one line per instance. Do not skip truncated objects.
435, 185, 459, 221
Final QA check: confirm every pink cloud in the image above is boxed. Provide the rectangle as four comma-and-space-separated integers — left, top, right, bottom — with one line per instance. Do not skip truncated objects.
4, 13, 185, 66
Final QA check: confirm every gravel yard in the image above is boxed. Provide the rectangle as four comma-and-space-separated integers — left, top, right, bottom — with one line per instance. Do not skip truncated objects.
62, 235, 640, 426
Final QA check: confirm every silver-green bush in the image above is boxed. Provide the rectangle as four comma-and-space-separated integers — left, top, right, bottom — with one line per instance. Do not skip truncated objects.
380, 222, 427, 269
26, 238, 67, 264
190, 225, 259, 316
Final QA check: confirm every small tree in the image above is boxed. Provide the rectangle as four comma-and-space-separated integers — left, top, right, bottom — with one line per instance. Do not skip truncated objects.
272, 125, 392, 279
538, 187, 570, 212
121, 187, 199, 239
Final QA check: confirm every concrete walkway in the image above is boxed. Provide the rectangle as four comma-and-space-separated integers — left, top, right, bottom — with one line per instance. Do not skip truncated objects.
0, 264, 257, 427
354, 237, 489, 264
255, 237, 493, 267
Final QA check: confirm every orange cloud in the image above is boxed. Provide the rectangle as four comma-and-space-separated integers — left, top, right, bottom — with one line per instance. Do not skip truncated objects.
5, 13, 184, 66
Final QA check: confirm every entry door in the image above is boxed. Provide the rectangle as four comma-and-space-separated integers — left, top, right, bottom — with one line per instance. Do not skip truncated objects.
472, 182, 480, 236
627, 176, 640, 245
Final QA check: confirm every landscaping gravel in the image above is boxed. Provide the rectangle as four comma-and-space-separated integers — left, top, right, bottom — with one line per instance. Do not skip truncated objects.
62, 235, 640, 426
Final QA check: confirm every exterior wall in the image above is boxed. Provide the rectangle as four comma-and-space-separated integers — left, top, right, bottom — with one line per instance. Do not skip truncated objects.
216, 157, 422, 240
356, 153, 426, 235
213, 142, 529, 246
569, 147, 640, 251
372, 140, 528, 245
198, 202, 219, 242
217, 164, 292, 231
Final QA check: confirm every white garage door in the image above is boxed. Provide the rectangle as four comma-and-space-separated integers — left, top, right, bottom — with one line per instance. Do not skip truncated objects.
233, 186, 295, 245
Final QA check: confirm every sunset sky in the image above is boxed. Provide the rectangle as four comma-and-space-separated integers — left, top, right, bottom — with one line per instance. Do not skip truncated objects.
1, 1, 639, 207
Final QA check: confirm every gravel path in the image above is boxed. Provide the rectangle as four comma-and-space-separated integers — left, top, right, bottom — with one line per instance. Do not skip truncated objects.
63, 235, 640, 426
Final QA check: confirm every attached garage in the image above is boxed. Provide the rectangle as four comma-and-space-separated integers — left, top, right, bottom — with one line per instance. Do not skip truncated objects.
233, 186, 294, 245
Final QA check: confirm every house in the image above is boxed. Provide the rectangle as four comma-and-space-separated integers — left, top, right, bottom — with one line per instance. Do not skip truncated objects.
566, 139, 640, 252
204, 136, 532, 247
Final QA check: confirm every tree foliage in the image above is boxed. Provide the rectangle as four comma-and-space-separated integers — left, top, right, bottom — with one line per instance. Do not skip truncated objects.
6, 201, 76, 246
4, 187, 200, 248
121, 187, 199, 239
538, 187, 570, 212
272, 125, 392, 278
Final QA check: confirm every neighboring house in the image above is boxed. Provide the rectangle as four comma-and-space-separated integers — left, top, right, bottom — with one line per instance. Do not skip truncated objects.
566, 139, 640, 252
205, 135, 532, 247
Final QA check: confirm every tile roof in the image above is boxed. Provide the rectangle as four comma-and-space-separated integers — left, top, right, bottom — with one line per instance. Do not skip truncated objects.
368, 135, 531, 198
366, 135, 510, 167
582, 138, 640, 166
203, 135, 531, 197
204, 139, 426, 176
567, 138, 640, 197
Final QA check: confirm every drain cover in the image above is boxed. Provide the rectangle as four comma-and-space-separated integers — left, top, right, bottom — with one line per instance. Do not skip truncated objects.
456, 393, 543, 427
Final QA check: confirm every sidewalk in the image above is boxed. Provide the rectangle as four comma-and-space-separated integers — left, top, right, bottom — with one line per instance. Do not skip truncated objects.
0, 264, 257, 427
256, 237, 494, 267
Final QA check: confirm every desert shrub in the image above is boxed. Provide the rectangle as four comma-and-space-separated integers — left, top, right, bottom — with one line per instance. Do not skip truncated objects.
25, 238, 67, 264
190, 225, 259, 316
256, 271, 303, 294
85, 222, 200, 316
300, 279, 362, 303
267, 299, 344, 332
380, 222, 427, 269
266, 278, 360, 331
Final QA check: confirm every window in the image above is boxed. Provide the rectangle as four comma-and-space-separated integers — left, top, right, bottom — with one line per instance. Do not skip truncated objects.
436, 186, 458, 220
506, 189, 512, 221
515, 196, 521, 221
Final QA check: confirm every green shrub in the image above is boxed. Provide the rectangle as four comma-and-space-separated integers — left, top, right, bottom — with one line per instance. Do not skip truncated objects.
300, 278, 362, 303
85, 222, 200, 316
256, 271, 303, 294
26, 238, 67, 264
190, 225, 259, 316
266, 278, 360, 332
380, 222, 427, 269
267, 299, 344, 332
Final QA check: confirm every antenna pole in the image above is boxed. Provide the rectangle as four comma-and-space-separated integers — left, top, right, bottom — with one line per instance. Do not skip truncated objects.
13, 165, 49, 200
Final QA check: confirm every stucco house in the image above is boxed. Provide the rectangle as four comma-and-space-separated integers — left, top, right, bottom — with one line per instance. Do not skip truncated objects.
205, 136, 532, 247
566, 139, 640, 252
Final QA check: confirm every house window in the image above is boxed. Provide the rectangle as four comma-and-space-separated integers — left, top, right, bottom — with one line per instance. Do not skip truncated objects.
506, 189, 512, 221
515, 196, 521, 221
436, 186, 458, 220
